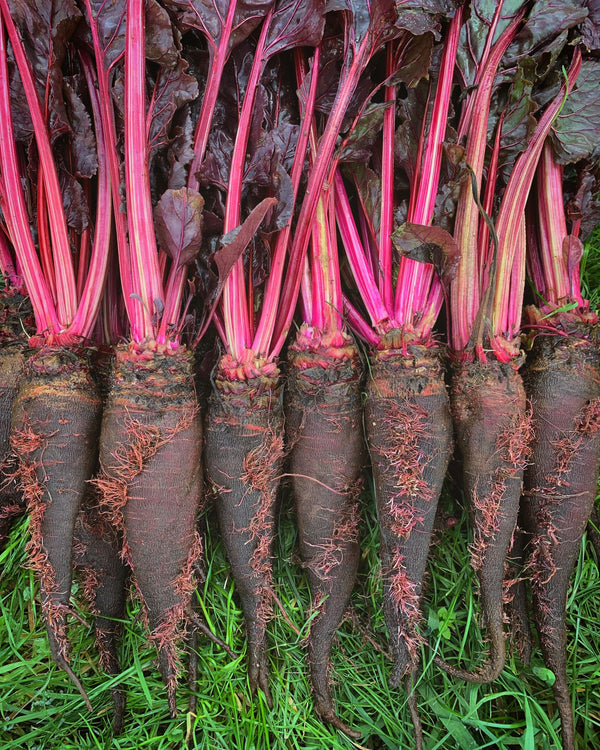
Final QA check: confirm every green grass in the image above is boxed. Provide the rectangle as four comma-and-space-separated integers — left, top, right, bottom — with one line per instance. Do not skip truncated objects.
1, 479, 600, 750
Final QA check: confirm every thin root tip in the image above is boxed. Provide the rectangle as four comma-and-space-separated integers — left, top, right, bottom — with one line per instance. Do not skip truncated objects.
168, 690, 178, 719
111, 689, 126, 736
249, 672, 273, 709
433, 653, 504, 684
316, 706, 362, 739
60, 660, 93, 712
314, 691, 361, 739
330, 718, 362, 740
248, 646, 273, 708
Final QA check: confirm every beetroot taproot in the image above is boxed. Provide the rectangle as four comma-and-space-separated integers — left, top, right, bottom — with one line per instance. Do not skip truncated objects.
286, 339, 364, 736
205, 363, 284, 706
434, 358, 531, 683
73, 487, 128, 733
11, 347, 102, 707
365, 339, 452, 687
522, 333, 600, 750
96, 345, 203, 715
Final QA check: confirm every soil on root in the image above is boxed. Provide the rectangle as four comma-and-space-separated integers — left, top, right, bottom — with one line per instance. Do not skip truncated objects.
439, 357, 531, 683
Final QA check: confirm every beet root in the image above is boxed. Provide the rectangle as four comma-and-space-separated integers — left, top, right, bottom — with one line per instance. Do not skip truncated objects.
505, 520, 532, 666
10, 347, 102, 708
365, 342, 452, 688
286, 338, 364, 737
522, 334, 600, 750
96, 345, 203, 716
436, 358, 531, 683
73, 487, 128, 734
205, 363, 284, 707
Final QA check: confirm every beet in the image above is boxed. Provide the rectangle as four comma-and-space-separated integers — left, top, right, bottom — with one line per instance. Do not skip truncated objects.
365, 341, 452, 688
522, 333, 600, 750
435, 358, 531, 683
11, 347, 102, 708
96, 345, 203, 715
205, 365, 284, 707
286, 341, 364, 736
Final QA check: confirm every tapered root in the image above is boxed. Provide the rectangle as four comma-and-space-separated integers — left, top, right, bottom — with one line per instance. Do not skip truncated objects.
434, 358, 530, 684
205, 364, 284, 708
11, 347, 102, 705
286, 337, 365, 735
365, 341, 452, 685
522, 334, 600, 750
96, 346, 205, 714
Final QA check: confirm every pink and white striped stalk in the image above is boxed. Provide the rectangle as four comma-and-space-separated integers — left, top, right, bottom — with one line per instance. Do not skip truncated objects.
68, 61, 112, 341
342, 295, 380, 346
394, 6, 462, 335
81, 1, 135, 332
0, 0, 77, 327
491, 49, 582, 352
449, 10, 524, 351
535, 141, 572, 306
0, 18, 59, 336
271, 29, 380, 353
252, 45, 320, 357
124, 0, 164, 344
187, 1, 241, 194
335, 171, 390, 333
221, 11, 273, 360
379, 42, 396, 311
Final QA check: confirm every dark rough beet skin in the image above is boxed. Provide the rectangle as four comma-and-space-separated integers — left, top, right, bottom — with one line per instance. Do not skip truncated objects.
205, 369, 284, 708
365, 342, 452, 687
522, 334, 600, 750
10, 347, 102, 708
437, 358, 529, 683
74, 490, 128, 734
286, 342, 364, 738
505, 522, 532, 666
97, 346, 203, 716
